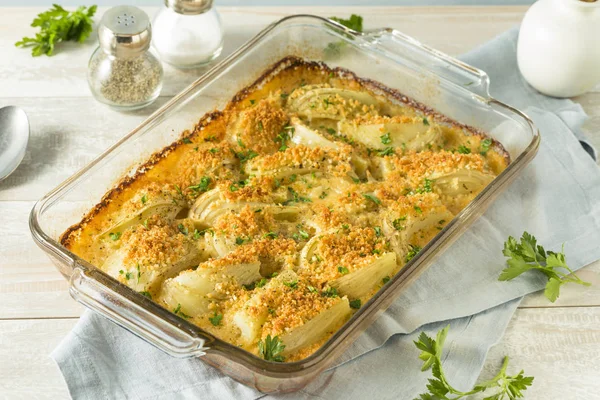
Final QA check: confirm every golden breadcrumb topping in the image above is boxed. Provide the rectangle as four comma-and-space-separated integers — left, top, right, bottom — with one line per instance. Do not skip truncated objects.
62, 59, 509, 363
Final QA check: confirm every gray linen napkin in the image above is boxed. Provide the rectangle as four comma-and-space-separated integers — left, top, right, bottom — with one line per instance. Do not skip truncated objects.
52, 27, 600, 399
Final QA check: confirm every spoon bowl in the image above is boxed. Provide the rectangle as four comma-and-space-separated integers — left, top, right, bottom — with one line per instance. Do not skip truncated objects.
0, 106, 30, 181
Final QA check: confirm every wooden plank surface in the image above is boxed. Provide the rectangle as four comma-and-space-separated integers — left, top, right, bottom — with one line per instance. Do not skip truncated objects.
3, 308, 599, 400
1, 5, 599, 399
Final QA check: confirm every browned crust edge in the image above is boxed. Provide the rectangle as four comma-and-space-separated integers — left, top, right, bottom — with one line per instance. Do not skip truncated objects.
60, 55, 509, 249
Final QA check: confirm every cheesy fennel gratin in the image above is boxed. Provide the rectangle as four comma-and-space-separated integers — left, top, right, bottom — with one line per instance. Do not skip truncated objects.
61, 57, 509, 362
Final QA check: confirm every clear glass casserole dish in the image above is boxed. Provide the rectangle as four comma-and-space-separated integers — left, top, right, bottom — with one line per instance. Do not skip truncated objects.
30, 15, 539, 393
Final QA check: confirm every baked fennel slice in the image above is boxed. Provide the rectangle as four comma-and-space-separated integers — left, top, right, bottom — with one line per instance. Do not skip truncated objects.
101, 218, 203, 295
233, 270, 352, 358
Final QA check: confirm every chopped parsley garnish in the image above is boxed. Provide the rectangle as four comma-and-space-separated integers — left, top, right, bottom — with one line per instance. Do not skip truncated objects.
416, 178, 433, 194
380, 132, 391, 145
249, 99, 255, 105
275, 127, 294, 152
319, 191, 328, 199
209, 312, 223, 326
174, 184, 183, 197
480, 138, 492, 155
363, 193, 381, 205
283, 280, 298, 289
182, 137, 192, 144
232, 148, 258, 163
209, 148, 219, 154
382, 276, 391, 284
235, 237, 247, 245
374, 226, 382, 237
177, 223, 188, 235
204, 135, 216, 142
377, 147, 395, 157
229, 183, 240, 192
414, 205, 422, 213
349, 299, 362, 309
338, 266, 349, 275
423, 117, 430, 126
321, 287, 339, 297
457, 145, 471, 154
140, 291, 152, 299
405, 244, 422, 263
237, 138, 246, 148
326, 127, 336, 135
257, 121, 264, 131
141, 194, 148, 205
256, 278, 268, 288
298, 229, 310, 240
188, 176, 211, 193
109, 232, 121, 241
393, 216, 406, 231
284, 187, 312, 204
258, 335, 285, 362
193, 229, 202, 240
280, 93, 288, 99
264, 232, 279, 239
173, 303, 191, 319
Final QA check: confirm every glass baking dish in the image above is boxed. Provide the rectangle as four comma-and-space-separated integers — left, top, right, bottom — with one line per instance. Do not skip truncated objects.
30, 15, 539, 393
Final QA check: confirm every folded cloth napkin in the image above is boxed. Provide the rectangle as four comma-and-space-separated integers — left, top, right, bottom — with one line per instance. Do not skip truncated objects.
52, 27, 600, 399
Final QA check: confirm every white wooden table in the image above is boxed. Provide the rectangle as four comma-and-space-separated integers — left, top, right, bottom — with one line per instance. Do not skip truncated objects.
1, 6, 599, 399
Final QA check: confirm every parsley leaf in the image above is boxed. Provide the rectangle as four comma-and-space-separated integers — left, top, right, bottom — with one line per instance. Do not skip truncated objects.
457, 145, 471, 154
330, 14, 363, 32
209, 312, 223, 326
338, 266, 349, 275
393, 216, 407, 231
283, 280, 298, 289
377, 147, 395, 157
380, 132, 391, 145
480, 138, 493, 155
499, 232, 590, 302
188, 176, 211, 193
414, 325, 533, 399
321, 287, 339, 297
15, 4, 97, 57
349, 299, 361, 309
363, 193, 381, 205
173, 303, 191, 319
108, 232, 121, 241
258, 334, 285, 362
405, 244, 422, 263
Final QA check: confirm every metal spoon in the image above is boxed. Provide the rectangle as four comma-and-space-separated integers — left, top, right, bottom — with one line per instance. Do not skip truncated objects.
0, 106, 29, 181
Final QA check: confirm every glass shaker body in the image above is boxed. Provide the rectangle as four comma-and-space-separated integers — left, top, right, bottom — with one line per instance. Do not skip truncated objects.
88, 48, 163, 111
152, 6, 224, 68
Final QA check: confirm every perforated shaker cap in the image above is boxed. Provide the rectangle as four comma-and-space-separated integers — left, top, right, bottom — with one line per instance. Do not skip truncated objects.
164, 0, 213, 15
98, 6, 152, 57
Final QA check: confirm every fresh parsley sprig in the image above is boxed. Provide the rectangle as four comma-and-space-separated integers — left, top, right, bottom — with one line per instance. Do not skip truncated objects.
16, 4, 97, 57
258, 334, 285, 362
414, 325, 533, 400
499, 232, 590, 302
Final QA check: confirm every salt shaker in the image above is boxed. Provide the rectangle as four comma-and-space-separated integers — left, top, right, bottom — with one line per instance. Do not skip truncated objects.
88, 6, 163, 110
152, 0, 224, 68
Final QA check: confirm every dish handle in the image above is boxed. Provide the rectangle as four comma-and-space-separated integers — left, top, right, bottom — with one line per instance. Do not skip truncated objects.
69, 266, 211, 358
353, 26, 492, 99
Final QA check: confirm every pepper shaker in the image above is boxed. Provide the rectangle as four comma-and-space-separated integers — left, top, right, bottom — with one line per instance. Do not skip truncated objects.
88, 6, 163, 110
152, 0, 224, 68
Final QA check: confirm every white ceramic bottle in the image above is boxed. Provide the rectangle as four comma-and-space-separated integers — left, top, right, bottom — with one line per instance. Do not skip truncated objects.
517, 0, 600, 98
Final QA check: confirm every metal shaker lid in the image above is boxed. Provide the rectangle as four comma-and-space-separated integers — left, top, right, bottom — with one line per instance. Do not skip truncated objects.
164, 0, 213, 15
98, 6, 151, 57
